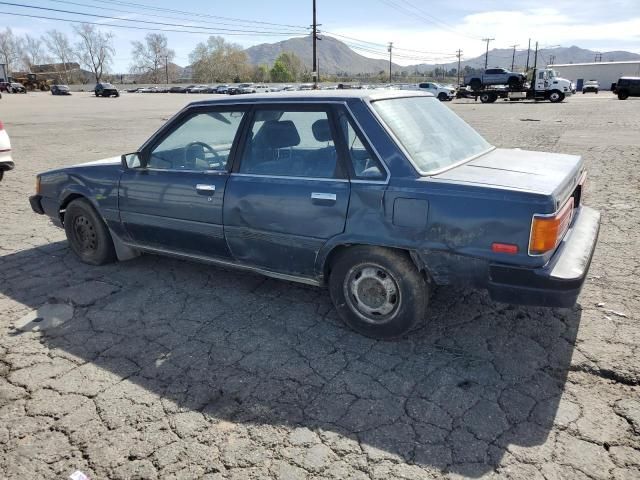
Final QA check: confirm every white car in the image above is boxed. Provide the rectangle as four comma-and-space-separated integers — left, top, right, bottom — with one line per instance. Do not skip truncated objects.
401, 82, 455, 101
0, 120, 13, 181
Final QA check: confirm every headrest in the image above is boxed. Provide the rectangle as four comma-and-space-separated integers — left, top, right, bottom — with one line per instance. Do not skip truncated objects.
312, 119, 332, 142
261, 120, 300, 149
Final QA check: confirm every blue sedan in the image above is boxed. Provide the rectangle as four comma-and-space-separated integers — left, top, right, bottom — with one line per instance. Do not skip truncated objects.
30, 90, 600, 338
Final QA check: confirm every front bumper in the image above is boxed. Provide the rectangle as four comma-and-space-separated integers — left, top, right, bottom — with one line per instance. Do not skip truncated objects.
0, 160, 14, 171
29, 194, 45, 214
488, 206, 600, 308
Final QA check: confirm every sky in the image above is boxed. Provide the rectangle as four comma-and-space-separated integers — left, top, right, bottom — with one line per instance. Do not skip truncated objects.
2, 0, 640, 72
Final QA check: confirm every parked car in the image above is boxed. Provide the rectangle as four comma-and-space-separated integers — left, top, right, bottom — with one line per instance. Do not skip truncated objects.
169, 86, 186, 93
215, 85, 230, 94
227, 86, 242, 95
94, 83, 119, 97
187, 85, 209, 94
29, 90, 600, 339
51, 85, 71, 95
614, 77, 640, 100
463, 68, 527, 90
0, 120, 13, 181
582, 80, 599, 94
401, 82, 455, 101
9, 82, 27, 93
0, 81, 11, 93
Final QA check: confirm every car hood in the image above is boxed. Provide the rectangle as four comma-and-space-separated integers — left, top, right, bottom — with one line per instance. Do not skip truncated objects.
72, 156, 122, 168
432, 147, 584, 208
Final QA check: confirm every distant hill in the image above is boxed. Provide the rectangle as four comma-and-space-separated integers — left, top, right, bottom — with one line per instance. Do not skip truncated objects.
245, 35, 395, 75
244, 35, 640, 75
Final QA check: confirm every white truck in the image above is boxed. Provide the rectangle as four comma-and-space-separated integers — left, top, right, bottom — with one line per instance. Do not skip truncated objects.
457, 68, 575, 103
399, 82, 456, 101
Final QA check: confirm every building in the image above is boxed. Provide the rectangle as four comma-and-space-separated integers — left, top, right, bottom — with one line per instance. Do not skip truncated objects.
550, 61, 640, 91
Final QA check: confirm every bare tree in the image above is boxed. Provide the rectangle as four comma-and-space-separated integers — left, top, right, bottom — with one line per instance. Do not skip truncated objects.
44, 30, 75, 84
21, 34, 48, 69
130, 33, 175, 83
73, 23, 114, 82
0, 27, 23, 74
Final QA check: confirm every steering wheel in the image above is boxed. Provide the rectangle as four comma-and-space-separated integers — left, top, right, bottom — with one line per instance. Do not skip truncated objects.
184, 141, 221, 169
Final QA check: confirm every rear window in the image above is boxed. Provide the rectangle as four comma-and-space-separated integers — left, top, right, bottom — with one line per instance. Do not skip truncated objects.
372, 96, 493, 175
101, 83, 114, 88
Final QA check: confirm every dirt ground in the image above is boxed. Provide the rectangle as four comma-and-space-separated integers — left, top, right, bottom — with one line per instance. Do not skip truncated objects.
0, 91, 638, 479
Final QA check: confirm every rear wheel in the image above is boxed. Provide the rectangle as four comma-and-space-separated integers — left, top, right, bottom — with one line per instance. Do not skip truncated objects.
480, 92, 497, 103
329, 246, 428, 339
64, 198, 116, 265
618, 91, 629, 100
437, 92, 448, 101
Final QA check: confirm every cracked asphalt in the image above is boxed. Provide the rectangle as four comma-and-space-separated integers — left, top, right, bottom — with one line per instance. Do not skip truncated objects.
1, 92, 639, 479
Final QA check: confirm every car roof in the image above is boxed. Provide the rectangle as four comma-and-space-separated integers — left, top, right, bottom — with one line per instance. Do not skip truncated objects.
187, 89, 433, 108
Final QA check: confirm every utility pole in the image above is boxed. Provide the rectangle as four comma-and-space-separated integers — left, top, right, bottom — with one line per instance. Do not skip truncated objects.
164, 55, 168, 84
548, 54, 555, 65
532, 41, 538, 95
594, 53, 602, 62
312, 0, 317, 89
525, 38, 531, 71
388, 42, 393, 83
510, 44, 518, 70
456, 49, 462, 86
482, 37, 494, 69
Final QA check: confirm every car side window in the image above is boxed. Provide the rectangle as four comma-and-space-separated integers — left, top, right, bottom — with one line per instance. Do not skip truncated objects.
238, 109, 340, 178
336, 112, 385, 180
148, 111, 244, 171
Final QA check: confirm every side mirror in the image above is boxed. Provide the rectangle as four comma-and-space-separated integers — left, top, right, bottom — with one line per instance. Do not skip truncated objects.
121, 152, 142, 169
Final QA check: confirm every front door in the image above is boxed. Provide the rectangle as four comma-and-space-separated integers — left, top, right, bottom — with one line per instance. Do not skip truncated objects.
119, 108, 247, 258
224, 106, 350, 276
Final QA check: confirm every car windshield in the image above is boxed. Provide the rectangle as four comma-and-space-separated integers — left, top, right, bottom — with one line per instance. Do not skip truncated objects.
101, 83, 114, 88
372, 96, 493, 174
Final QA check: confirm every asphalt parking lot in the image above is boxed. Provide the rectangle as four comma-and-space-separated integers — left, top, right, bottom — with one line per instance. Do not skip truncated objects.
1, 91, 639, 479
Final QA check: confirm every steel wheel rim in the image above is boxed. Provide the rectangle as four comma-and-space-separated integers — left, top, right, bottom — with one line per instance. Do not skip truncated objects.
343, 263, 401, 325
550, 92, 560, 101
72, 215, 97, 252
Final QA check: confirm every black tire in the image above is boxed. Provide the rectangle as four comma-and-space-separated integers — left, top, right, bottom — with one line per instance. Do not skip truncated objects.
469, 79, 482, 91
548, 90, 565, 103
582, 91, 585, 94
64, 198, 117, 265
595, 90, 598, 94
479, 92, 492, 103
329, 246, 428, 339
618, 91, 629, 100
95, 91, 99, 97
437, 92, 448, 101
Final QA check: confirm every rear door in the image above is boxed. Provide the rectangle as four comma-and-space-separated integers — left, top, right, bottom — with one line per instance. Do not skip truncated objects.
223, 105, 350, 277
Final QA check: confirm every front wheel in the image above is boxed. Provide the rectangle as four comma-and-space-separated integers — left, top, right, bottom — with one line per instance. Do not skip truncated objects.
618, 91, 629, 100
329, 246, 428, 339
437, 92, 448, 101
548, 90, 565, 103
64, 198, 117, 265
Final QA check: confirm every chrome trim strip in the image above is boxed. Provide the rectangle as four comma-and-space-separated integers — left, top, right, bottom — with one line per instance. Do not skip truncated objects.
232, 173, 349, 183
311, 192, 337, 201
124, 243, 322, 286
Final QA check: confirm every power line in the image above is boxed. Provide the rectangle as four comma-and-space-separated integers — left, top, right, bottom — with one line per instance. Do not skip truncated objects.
47, 0, 309, 33
0, 2, 306, 35
84, 0, 309, 29
0, 10, 301, 36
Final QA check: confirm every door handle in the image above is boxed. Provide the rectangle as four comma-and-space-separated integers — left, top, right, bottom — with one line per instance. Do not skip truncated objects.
311, 192, 336, 202
196, 184, 216, 193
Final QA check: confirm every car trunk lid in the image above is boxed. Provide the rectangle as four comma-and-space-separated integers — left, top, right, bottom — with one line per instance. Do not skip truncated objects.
432, 148, 584, 210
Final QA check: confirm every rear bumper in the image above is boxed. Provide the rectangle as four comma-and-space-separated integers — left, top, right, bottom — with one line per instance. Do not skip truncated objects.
488, 206, 600, 308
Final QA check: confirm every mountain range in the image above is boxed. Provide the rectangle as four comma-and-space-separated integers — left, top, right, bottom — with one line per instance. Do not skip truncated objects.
244, 35, 640, 75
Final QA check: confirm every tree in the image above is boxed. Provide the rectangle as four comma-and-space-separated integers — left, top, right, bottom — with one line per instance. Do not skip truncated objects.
270, 59, 292, 83
44, 30, 75, 84
0, 28, 23, 74
74, 23, 115, 82
130, 33, 175, 83
252, 64, 269, 83
189, 36, 250, 83
275, 52, 303, 82
21, 34, 48, 69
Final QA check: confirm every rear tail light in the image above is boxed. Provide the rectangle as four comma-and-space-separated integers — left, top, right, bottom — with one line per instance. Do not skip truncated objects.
0, 120, 4, 130
529, 197, 574, 255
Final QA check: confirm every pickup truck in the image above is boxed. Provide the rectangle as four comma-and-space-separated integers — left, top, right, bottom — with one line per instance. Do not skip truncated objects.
464, 68, 527, 90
